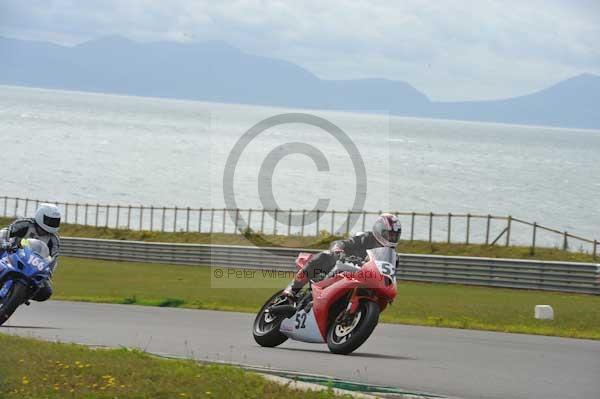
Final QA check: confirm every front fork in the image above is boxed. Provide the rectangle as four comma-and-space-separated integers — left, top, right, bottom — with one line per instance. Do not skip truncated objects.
0, 279, 13, 299
345, 288, 376, 315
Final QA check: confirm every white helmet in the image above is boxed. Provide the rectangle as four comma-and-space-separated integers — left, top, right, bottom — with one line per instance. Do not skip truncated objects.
34, 203, 62, 234
372, 213, 402, 247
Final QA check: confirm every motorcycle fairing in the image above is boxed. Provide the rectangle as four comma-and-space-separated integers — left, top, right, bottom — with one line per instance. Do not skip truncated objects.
280, 307, 325, 343
279, 247, 399, 343
0, 247, 52, 286
311, 275, 366, 339
310, 260, 398, 340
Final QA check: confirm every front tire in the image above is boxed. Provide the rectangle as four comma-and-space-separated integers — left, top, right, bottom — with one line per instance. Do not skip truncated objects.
0, 281, 28, 326
327, 300, 380, 355
253, 290, 289, 347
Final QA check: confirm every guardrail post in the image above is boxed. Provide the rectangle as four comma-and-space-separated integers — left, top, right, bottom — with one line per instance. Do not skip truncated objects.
116, 205, 120, 228
161, 207, 166, 232
95, 204, 99, 226
506, 216, 512, 246
234, 208, 240, 234
260, 209, 265, 233
174, 207, 179, 232
428, 212, 433, 243
273, 209, 278, 235
345, 210, 351, 236
563, 231, 568, 250
222, 208, 226, 233
485, 214, 491, 245
84, 203, 89, 225
186, 207, 191, 232
316, 209, 320, 236
331, 210, 335, 235
531, 222, 537, 254
361, 211, 367, 232
104, 205, 110, 227
466, 213, 471, 244
209, 208, 214, 233
198, 208, 203, 232
594, 240, 598, 260
410, 212, 415, 242
447, 213, 452, 243
139, 206, 144, 230
127, 205, 132, 229
287, 209, 292, 235
149, 206, 154, 231
247, 208, 252, 232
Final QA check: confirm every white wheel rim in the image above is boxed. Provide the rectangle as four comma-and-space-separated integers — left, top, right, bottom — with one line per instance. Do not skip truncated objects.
263, 312, 275, 323
335, 311, 362, 337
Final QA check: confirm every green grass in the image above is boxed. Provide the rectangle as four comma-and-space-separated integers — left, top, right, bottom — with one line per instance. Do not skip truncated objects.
53, 257, 600, 340
0, 216, 595, 263
0, 333, 344, 399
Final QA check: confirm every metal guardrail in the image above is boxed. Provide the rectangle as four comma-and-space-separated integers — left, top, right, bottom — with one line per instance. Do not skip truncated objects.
61, 237, 600, 295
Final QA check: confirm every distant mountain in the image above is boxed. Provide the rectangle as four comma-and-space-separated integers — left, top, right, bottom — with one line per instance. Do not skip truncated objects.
1, 35, 598, 129
433, 73, 600, 129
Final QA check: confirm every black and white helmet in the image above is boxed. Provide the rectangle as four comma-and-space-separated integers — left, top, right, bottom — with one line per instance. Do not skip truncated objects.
34, 203, 61, 234
372, 213, 402, 247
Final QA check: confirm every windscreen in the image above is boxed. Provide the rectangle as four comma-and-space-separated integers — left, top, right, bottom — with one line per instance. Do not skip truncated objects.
22, 239, 51, 260
366, 247, 397, 265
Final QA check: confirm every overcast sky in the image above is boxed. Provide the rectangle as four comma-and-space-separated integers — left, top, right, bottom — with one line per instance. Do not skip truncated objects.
1, 0, 598, 101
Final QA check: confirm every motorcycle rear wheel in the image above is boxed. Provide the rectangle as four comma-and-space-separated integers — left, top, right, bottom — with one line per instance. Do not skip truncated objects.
253, 290, 289, 347
327, 300, 379, 355
0, 280, 28, 326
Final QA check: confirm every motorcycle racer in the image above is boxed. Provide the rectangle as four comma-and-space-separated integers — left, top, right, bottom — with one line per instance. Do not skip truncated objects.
0, 203, 61, 302
283, 213, 402, 297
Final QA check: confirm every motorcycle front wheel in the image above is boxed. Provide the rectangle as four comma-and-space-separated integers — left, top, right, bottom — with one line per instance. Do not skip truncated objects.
0, 280, 28, 326
327, 300, 380, 355
253, 290, 289, 347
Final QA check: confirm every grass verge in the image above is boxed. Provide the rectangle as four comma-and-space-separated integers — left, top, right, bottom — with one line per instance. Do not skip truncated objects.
0, 217, 595, 263
52, 257, 600, 340
0, 333, 343, 399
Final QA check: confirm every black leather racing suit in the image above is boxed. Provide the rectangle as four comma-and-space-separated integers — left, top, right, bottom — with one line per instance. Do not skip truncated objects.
0, 218, 60, 301
286, 232, 383, 294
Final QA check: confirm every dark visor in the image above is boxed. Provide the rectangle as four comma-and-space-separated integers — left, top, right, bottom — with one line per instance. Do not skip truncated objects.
383, 230, 400, 243
43, 215, 61, 228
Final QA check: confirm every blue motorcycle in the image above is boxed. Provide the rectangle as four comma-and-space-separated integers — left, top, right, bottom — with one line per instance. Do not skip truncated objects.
0, 239, 53, 326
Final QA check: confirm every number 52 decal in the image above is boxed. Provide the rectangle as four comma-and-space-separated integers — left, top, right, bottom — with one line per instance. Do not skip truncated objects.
295, 312, 307, 329
376, 261, 395, 276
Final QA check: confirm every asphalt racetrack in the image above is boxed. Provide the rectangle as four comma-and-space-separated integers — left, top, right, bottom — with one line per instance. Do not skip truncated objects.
3, 301, 599, 399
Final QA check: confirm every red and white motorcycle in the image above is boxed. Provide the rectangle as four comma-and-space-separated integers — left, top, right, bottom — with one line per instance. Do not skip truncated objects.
253, 247, 397, 355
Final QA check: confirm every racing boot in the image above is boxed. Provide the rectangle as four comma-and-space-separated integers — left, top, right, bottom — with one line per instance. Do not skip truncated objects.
282, 269, 309, 299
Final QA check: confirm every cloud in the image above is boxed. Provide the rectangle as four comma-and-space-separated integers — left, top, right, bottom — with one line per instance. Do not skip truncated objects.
0, 0, 598, 100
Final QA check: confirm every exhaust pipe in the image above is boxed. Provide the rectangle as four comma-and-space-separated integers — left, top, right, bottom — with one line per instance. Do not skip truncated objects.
267, 304, 296, 318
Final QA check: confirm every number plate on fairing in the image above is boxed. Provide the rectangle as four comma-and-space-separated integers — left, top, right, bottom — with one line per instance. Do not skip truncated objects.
279, 308, 325, 343
375, 260, 396, 281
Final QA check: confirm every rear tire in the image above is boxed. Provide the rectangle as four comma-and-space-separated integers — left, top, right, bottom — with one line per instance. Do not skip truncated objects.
0, 281, 28, 327
327, 300, 379, 355
253, 290, 289, 347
